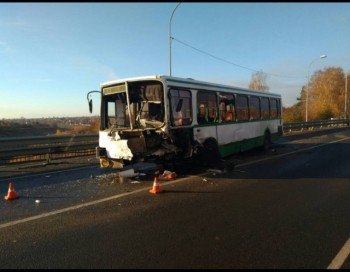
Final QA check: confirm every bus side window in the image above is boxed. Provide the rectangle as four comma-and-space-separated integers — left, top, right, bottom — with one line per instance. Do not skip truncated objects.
261, 97, 270, 119
249, 96, 260, 120
208, 107, 216, 122
218, 93, 235, 123
225, 109, 234, 121
270, 98, 278, 118
197, 103, 207, 124
197, 91, 217, 124
169, 88, 192, 126
219, 102, 226, 121
236, 95, 249, 121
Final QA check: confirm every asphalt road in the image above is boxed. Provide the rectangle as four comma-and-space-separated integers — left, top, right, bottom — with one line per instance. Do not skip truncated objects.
1, 127, 350, 268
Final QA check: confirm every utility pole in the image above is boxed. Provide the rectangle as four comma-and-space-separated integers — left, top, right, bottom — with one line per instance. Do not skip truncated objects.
345, 71, 348, 119
169, 3, 181, 77
306, 55, 327, 122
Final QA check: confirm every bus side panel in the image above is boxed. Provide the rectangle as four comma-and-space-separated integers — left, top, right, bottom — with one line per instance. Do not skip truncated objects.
193, 124, 218, 146
216, 119, 281, 157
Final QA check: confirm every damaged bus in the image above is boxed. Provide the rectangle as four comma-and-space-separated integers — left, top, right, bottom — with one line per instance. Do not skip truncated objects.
87, 75, 283, 172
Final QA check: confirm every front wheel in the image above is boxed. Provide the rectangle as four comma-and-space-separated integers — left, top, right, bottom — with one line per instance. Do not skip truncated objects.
201, 140, 223, 169
263, 132, 271, 152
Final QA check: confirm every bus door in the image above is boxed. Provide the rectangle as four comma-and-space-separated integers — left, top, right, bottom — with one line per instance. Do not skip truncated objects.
168, 88, 194, 158
194, 91, 219, 149
216, 92, 237, 150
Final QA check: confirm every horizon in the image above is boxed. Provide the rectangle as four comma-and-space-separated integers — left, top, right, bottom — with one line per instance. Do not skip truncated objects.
1, 115, 100, 121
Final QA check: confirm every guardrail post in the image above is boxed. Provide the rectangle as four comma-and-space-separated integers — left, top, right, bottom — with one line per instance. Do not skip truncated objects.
46, 148, 51, 165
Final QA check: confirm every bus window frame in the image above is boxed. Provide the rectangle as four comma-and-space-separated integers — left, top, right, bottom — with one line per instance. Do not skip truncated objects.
168, 88, 193, 127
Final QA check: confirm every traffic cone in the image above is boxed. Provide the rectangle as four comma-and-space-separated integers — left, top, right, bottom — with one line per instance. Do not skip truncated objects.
4, 182, 19, 200
149, 176, 163, 194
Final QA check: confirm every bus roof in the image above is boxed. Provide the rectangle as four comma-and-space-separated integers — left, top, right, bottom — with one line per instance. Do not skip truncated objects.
100, 75, 282, 98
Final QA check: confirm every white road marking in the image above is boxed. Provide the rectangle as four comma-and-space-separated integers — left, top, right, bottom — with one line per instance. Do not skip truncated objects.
327, 238, 350, 269
0, 175, 195, 229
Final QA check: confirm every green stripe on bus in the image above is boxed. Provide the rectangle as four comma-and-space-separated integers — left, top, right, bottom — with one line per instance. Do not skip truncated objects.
218, 132, 280, 157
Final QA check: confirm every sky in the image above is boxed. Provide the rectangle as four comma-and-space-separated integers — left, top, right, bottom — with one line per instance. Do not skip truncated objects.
1, 2, 350, 119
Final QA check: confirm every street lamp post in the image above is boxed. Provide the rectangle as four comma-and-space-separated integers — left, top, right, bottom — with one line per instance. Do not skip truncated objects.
169, 2, 181, 77
305, 54, 327, 122
345, 71, 348, 119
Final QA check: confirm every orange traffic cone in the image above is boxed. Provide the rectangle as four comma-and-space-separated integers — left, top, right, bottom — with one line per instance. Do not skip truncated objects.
4, 182, 19, 200
149, 176, 163, 194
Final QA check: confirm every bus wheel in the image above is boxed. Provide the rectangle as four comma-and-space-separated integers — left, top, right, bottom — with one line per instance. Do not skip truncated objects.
263, 132, 271, 152
203, 140, 222, 169
222, 160, 235, 172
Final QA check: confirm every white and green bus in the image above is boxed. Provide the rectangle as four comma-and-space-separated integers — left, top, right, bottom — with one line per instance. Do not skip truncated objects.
87, 75, 282, 170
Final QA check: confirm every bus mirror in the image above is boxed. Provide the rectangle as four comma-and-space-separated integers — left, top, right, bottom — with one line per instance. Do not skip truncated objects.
86, 90, 100, 114
89, 99, 93, 114
176, 99, 183, 112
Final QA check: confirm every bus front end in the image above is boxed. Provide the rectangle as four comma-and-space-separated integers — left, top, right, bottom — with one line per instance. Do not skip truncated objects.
89, 77, 187, 170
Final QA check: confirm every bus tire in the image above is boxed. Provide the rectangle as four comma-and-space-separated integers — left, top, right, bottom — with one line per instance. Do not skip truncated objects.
202, 140, 222, 169
263, 132, 271, 152
222, 160, 235, 172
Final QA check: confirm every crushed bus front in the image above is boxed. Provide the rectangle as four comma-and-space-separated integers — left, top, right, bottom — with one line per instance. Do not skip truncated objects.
88, 77, 192, 170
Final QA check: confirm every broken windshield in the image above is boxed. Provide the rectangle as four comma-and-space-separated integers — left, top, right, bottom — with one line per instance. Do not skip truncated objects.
101, 81, 165, 130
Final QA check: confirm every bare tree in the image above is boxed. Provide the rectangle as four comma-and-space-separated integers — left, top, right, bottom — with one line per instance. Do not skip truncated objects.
249, 70, 269, 91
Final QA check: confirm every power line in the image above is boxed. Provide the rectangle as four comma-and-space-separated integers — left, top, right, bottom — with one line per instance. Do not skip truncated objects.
172, 37, 307, 79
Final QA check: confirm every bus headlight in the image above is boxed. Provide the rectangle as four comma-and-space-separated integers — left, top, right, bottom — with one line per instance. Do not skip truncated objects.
100, 158, 111, 168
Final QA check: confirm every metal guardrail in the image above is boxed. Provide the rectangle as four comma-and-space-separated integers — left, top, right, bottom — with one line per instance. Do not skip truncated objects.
282, 118, 350, 132
1, 119, 350, 165
0, 134, 98, 165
